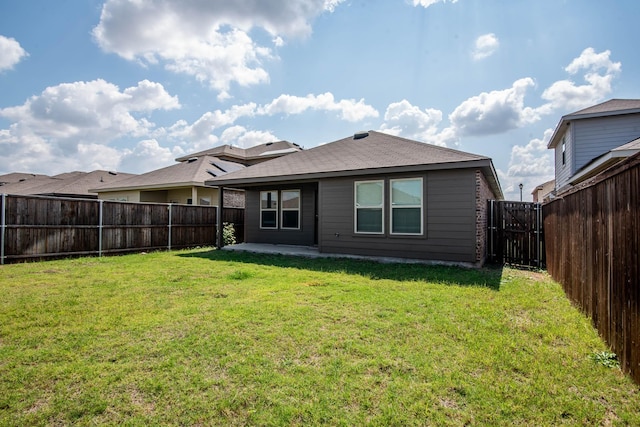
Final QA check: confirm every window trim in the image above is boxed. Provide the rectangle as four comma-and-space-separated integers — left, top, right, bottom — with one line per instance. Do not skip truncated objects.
390, 177, 424, 236
354, 180, 385, 234
280, 189, 301, 230
260, 190, 278, 229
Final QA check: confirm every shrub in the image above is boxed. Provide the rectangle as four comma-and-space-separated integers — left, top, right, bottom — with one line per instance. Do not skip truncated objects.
222, 222, 236, 246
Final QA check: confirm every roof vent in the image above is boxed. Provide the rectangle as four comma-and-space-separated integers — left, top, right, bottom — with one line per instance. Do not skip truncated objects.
187, 157, 198, 163
353, 131, 369, 140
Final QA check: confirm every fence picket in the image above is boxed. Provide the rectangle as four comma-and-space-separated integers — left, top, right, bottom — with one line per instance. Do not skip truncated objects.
0, 194, 244, 263
543, 153, 640, 385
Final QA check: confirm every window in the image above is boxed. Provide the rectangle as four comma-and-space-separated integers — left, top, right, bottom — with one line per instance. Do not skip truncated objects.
561, 137, 566, 166
260, 191, 278, 229
390, 178, 423, 235
355, 180, 384, 233
199, 197, 211, 206
281, 190, 300, 229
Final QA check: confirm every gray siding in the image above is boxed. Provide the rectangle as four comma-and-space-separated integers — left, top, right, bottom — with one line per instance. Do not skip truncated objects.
318, 170, 477, 263
555, 126, 574, 190
244, 183, 316, 245
573, 114, 640, 171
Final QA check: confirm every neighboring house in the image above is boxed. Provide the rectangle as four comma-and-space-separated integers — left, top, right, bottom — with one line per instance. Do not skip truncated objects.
92, 141, 302, 206
547, 99, 640, 194
0, 170, 136, 199
531, 179, 555, 203
175, 140, 302, 165
206, 131, 503, 267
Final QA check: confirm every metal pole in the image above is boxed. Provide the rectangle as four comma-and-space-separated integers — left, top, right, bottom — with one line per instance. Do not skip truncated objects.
168, 204, 172, 251
98, 200, 103, 257
1, 194, 6, 265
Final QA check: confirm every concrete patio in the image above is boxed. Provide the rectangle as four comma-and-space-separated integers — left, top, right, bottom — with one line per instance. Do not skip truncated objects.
221, 243, 474, 267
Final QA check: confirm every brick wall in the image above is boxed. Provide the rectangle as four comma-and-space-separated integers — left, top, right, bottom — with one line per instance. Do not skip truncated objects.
475, 170, 496, 265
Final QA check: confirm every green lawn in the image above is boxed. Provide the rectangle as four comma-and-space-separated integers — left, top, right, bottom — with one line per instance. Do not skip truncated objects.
0, 248, 638, 426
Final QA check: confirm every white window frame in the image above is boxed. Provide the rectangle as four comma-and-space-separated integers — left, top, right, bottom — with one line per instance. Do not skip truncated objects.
390, 177, 423, 236
260, 190, 278, 229
354, 180, 384, 234
281, 189, 301, 230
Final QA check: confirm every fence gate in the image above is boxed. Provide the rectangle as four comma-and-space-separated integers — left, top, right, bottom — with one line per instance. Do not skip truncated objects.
487, 200, 545, 268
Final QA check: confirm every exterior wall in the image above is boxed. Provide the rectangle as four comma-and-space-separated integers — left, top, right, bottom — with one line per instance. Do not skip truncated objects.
244, 183, 317, 246
97, 190, 141, 202
318, 169, 478, 264
100, 187, 220, 205
556, 113, 640, 189
573, 114, 640, 171
474, 170, 497, 265
555, 125, 574, 190
141, 190, 169, 203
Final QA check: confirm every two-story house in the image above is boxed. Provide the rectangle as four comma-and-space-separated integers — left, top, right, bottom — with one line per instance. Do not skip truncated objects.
547, 99, 640, 195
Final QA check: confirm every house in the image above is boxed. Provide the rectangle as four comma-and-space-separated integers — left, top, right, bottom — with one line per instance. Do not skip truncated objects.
92, 141, 302, 206
175, 140, 301, 165
206, 131, 503, 267
547, 99, 640, 194
531, 179, 555, 203
0, 170, 136, 199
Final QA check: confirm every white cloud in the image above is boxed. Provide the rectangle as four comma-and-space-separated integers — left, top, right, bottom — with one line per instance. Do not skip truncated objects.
540, 47, 621, 113
93, 0, 345, 98
472, 33, 499, 61
220, 125, 278, 148
499, 128, 555, 201
379, 100, 453, 146
0, 35, 28, 71
449, 78, 539, 136
0, 79, 180, 175
118, 139, 180, 173
259, 92, 379, 122
412, 0, 458, 7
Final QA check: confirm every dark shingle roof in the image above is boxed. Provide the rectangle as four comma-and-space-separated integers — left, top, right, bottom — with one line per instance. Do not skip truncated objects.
0, 171, 136, 198
207, 131, 503, 198
570, 99, 640, 116
175, 141, 301, 163
548, 99, 640, 149
90, 156, 245, 192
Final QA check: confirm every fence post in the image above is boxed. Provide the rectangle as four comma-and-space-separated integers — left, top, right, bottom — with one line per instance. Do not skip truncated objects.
1, 194, 6, 265
168, 203, 172, 251
98, 200, 103, 257
536, 203, 541, 268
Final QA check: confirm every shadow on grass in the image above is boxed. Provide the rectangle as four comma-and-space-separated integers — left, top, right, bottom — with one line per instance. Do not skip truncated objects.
179, 249, 504, 290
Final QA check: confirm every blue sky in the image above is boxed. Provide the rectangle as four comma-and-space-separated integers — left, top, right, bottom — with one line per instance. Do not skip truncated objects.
0, 0, 638, 200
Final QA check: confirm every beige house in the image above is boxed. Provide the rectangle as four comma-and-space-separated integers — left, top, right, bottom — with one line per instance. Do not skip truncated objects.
531, 179, 555, 203
92, 141, 301, 206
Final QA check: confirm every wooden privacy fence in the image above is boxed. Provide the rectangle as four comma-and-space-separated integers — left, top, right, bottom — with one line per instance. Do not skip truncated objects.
0, 194, 244, 264
543, 153, 640, 384
487, 200, 545, 268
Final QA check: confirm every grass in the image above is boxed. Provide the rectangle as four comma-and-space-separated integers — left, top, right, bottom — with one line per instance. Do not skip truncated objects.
0, 248, 638, 426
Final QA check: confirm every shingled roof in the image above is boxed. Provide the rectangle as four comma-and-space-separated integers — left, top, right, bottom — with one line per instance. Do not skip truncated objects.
0, 170, 135, 198
548, 99, 640, 148
90, 156, 245, 192
175, 140, 301, 164
206, 131, 503, 199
